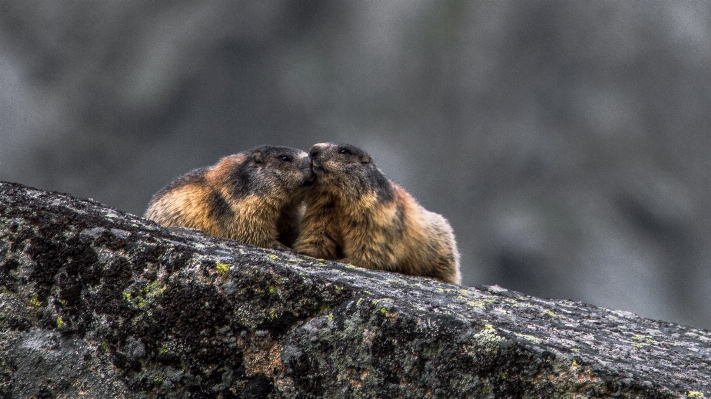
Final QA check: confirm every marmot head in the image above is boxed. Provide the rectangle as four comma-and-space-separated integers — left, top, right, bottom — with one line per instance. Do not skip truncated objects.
308, 142, 392, 200
218, 146, 313, 199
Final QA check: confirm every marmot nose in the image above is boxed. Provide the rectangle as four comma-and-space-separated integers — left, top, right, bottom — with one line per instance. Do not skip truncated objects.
309, 143, 329, 159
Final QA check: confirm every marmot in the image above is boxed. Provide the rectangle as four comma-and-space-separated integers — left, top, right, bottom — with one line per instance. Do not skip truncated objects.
144, 145, 313, 249
293, 143, 461, 284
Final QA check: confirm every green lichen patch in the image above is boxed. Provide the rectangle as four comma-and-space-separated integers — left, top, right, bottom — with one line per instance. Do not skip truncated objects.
29, 293, 41, 307
515, 333, 542, 344
122, 278, 168, 309
215, 260, 231, 274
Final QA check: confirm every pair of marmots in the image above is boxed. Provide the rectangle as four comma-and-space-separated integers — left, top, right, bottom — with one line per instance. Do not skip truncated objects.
145, 143, 461, 284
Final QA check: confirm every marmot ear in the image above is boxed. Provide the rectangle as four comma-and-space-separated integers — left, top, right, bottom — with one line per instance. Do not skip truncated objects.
359, 154, 371, 164
253, 151, 264, 164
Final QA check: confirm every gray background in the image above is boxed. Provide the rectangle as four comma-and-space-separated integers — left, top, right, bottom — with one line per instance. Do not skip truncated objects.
1, 1, 710, 329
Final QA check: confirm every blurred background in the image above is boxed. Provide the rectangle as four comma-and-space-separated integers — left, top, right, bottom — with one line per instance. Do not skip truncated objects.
1, 1, 710, 329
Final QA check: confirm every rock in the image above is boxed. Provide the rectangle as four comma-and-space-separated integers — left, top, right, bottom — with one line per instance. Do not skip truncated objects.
0, 181, 709, 398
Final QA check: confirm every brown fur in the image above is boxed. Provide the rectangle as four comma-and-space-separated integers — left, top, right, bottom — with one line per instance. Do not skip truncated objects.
294, 143, 461, 284
144, 146, 312, 249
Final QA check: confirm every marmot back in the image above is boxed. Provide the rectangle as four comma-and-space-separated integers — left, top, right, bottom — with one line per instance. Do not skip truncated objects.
145, 145, 312, 249
293, 143, 461, 284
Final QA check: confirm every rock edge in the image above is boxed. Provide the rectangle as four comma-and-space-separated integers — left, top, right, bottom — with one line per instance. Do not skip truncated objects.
0, 181, 709, 398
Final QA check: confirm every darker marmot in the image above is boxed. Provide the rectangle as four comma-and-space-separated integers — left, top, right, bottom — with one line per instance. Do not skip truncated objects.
293, 143, 461, 284
144, 145, 313, 249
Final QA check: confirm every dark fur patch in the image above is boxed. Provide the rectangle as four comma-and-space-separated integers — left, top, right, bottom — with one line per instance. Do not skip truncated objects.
348, 219, 359, 229
393, 202, 405, 235
227, 161, 256, 197
275, 206, 300, 247
372, 169, 394, 202
206, 190, 233, 222
324, 234, 344, 259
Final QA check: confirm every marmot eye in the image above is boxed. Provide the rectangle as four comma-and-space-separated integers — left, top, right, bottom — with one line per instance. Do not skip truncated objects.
279, 155, 293, 162
339, 148, 351, 155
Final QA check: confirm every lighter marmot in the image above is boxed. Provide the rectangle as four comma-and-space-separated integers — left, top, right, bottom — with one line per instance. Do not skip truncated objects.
144, 145, 312, 249
293, 143, 461, 284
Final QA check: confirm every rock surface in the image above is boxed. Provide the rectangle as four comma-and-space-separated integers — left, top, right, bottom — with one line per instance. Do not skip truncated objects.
0, 180, 709, 398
